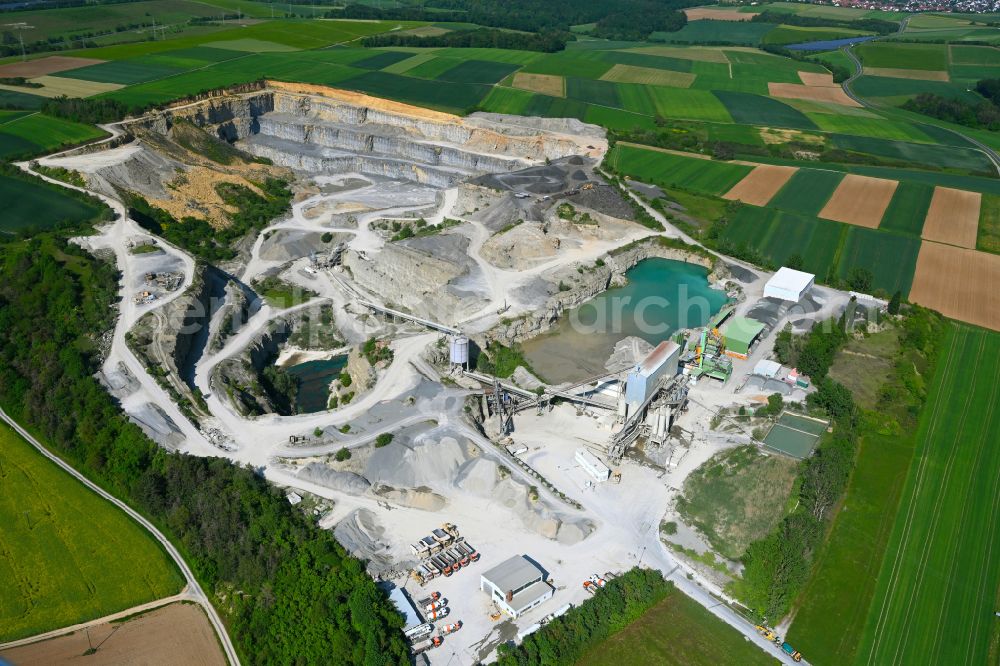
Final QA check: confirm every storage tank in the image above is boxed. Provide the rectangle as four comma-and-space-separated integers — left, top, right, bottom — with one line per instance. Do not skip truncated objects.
449, 336, 470, 365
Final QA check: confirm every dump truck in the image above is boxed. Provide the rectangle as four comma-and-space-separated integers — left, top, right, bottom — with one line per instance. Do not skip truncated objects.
781, 643, 802, 662
411, 636, 442, 655
418, 592, 440, 607
583, 581, 597, 595
589, 574, 606, 587
441, 522, 460, 538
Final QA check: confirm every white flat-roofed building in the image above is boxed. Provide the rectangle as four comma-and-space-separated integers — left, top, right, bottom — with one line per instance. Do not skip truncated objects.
480, 555, 553, 618
764, 267, 815, 302
575, 448, 611, 482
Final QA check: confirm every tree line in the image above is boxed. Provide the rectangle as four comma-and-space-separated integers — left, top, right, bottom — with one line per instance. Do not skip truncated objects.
0, 231, 412, 665
737, 306, 945, 622
363, 27, 571, 53
496, 567, 673, 665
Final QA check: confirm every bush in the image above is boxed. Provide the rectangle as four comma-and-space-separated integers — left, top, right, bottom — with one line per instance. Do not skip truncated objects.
335, 447, 351, 462
375, 433, 394, 448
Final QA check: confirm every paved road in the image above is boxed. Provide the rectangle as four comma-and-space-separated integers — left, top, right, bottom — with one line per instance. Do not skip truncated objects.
0, 408, 241, 666
839, 19, 1000, 176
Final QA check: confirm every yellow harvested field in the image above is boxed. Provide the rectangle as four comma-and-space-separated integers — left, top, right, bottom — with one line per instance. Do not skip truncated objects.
0, 75, 122, 99
909, 242, 1000, 331
798, 71, 837, 87
723, 165, 798, 206
600, 63, 695, 87
684, 7, 758, 20
768, 82, 862, 107
921, 186, 981, 248
625, 46, 730, 63
0, 602, 225, 666
511, 72, 565, 97
819, 174, 898, 228
863, 67, 950, 81
0, 55, 103, 78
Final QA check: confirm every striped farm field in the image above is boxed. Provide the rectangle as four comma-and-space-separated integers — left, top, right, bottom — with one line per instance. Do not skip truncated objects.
768, 168, 844, 217
714, 91, 816, 130
54, 59, 183, 85
600, 64, 695, 88
834, 227, 920, 296
879, 181, 935, 235
608, 144, 752, 195
647, 87, 732, 122
721, 205, 843, 277
0, 114, 106, 159
854, 323, 1000, 665
807, 114, 933, 142
856, 42, 948, 70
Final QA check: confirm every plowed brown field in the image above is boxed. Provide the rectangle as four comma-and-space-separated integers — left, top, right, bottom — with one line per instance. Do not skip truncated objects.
0, 56, 103, 78
723, 165, 798, 206
768, 82, 862, 107
819, 174, 898, 228
921, 186, 981, 248
909, 241, 1000, 331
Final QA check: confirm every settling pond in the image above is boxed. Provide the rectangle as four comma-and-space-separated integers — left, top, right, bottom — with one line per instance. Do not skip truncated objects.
285, 355, 348, 413
522, 258, 727, 383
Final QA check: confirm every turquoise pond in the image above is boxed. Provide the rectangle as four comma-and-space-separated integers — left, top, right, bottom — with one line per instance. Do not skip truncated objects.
522, 258, 728, 383
284, 355, 348, 413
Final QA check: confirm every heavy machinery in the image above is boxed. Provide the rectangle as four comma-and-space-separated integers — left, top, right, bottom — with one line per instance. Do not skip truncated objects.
418, 592, 440, 606
781, 643, 802, 662
589, 574, 607, 588
441, 622, 462, 635
754, 625, 778, 643
424, 598, 448, 612
689, 328, 732, 382
404, 623, 434, 640
426, 607, 450, 621
411, 636, 442, 655
583, 580, 598, 595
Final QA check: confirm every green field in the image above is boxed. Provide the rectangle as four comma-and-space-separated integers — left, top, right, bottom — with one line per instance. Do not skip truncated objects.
721, 205, 843, 277
879, 181, 935, 235
855, 324, 1000, 666
0, 171, 106, 233
763, 25, 873, 46
834, 227, 920, 296
856, 42, 948, 70
55, 59, 184, 85
576, 585, 775, 666
0, 114, 106, 159
830, 134, 993, 174
608, 144, 752, 195
979, 193, 1000, 254
714, 91, 817, 130
769, 168, 844, 216
0, 422, 183, 641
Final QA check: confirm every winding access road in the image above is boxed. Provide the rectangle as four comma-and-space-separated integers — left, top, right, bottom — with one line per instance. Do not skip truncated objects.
839, 18, 1000, 176
0, 408, 241, 666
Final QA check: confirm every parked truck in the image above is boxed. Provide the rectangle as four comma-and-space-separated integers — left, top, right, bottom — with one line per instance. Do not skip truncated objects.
411, 636, 442, 655
781, 643, 802, 662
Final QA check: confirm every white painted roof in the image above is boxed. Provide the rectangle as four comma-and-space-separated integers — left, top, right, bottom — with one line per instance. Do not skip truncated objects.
754, 359, 782, 378
766, 267, 814, 295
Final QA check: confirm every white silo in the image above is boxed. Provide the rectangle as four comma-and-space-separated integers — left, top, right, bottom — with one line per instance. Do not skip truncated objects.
449, 335, 470, 368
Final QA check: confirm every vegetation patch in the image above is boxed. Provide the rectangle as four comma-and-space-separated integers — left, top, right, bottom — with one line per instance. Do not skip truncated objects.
977, 192, 1000, 253
677, 445, 799, 560
714, 90, 817, 130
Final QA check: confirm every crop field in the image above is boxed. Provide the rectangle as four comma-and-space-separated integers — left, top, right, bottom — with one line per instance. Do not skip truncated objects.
714, 91, 816, 129
0, 172, 106, 234
855, 324, 1000, 666
352, 50, 414, 71
909, 243, 1000, 330
521, 53, 614, 79
646, 87, 732, 122
921, 186, 981, 248
856, 42, 948, 71
434, 59, 520, 85
819, 175, 898, 229
576, 585, 775, 666
608, 143, 752, 195
768, 168, 844, 216
852, 75, 980, 104
879, 182, 935, 235
723, 164, 797, 206
0, 89, 46, 109
54, 59, 183, 85
830, 135, 994, 174
0, 423, 183, 642
808, 114, 933, 142
566, 78, 622, 108
834, 227, 920, 296
949, 44, 1000, 65
600, 63, 695, 87
979, 193, 1000, 254
764, 25, 873, 46
721, 205, 843, 276
0, 114, 106, 159
656, 20, 777, 46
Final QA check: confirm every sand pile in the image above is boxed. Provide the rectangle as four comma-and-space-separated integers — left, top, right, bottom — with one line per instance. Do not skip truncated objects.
364, 434, 471, 489
297, 464, 372, 495
334, 508, 411, 578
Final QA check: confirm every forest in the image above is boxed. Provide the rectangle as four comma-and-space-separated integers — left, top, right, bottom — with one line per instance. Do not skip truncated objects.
903, 91, 1000, 130
363, 27, 570, 52
341, 0, 693, 41
0, 232, 410, 665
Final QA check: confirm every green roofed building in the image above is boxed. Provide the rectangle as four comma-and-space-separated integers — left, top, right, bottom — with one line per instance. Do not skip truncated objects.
723, 316, 765, 358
